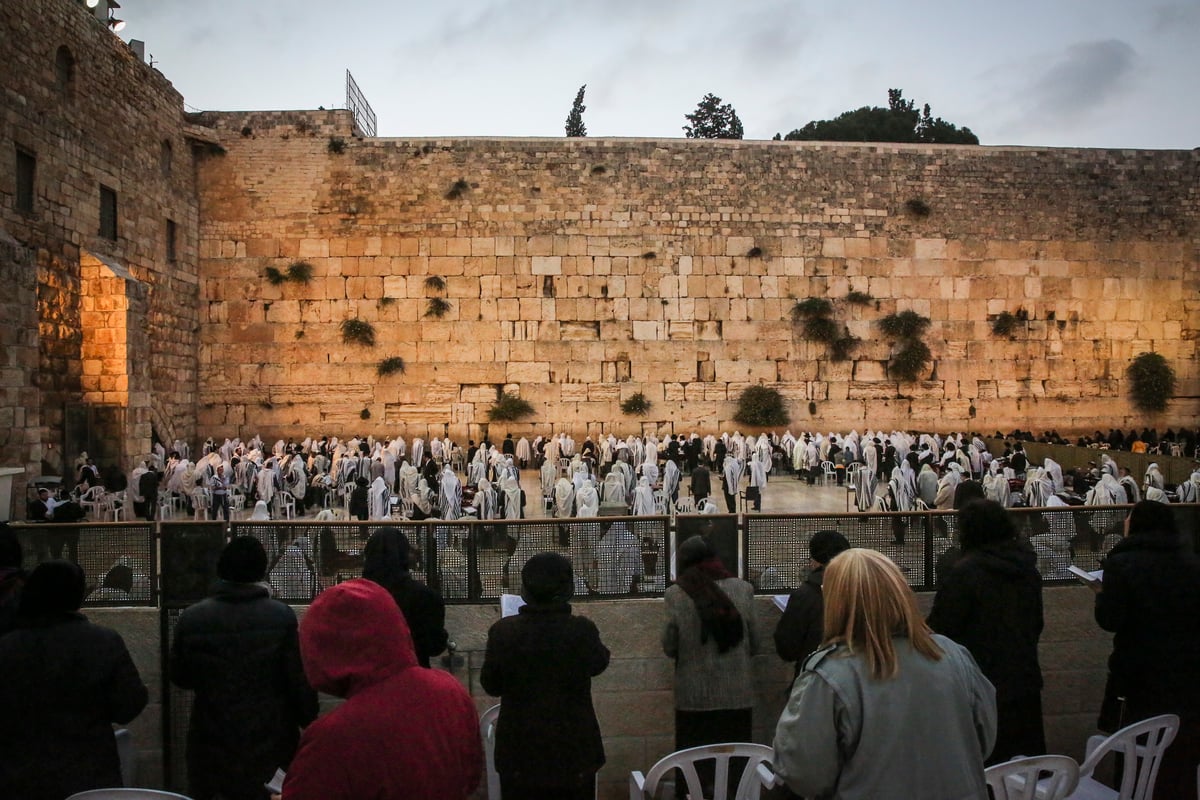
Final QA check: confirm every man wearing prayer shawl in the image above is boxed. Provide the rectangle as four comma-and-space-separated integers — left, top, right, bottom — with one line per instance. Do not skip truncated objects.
722, 455, 743, 514
747, 452, 767, 512
439, 466, 462, 521
369, 477, 390, 520
663, 459, 681, 505
632, 476, 656, 516
595, 522, 642, 594
576, 482, 600, 518
554, 478, 576, 520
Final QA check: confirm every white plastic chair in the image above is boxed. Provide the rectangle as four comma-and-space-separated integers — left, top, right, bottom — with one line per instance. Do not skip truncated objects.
79, 485, 108, 519
1064, 714, 1179, 800
985, 754, 1079, 800
279, 492, 296, 520
480, 703, 502, 800
820, 460, 835, 485
66, 790, 194, 799
675, 497, 695, 515
630, 743, 775, 800
106, 490, 129, 521
114, 727, 136, 786
190, 487, 210, 520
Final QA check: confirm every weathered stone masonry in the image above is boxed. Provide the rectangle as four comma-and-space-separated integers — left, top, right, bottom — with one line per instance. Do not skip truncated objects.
194, 112, 1198, 444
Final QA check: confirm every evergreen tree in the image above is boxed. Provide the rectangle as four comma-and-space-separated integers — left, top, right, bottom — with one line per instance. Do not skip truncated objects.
565, 84, 587, 137
683, 93, 744, 139
784, 89, 978, 144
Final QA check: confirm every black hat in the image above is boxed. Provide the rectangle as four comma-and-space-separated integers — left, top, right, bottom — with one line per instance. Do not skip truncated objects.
809, 529, 850, 565
521, 552, 574, 605
217, 536, 268, 583
20, 560, 86, 616
678, 534, 716, 570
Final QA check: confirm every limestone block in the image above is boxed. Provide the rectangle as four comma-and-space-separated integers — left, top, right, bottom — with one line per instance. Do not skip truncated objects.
847, 382, 896, 400
507, 361, 549, 383
632, 321, 660, 341
298, 239, 328, 258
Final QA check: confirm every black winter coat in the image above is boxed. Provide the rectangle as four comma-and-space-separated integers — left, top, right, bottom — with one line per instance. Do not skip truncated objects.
378, 574, 449, 668
0, 612, 148, 800
1096, 531, 1200, 710
170, 581, 319, 800
774, 567, 827, 678
481, 602, 610, 785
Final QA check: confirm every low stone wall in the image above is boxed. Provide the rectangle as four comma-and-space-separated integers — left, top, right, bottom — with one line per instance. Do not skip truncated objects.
99, 586, 1108, 798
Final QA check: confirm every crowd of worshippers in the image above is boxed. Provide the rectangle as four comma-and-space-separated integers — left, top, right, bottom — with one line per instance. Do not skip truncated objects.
4, 490, 1197, 800
72, 425, 1199, 530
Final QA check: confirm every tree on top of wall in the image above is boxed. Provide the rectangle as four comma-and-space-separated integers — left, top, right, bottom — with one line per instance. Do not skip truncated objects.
782, 88, 978, 144
684, 94, 744, 140
565, 85, 587, 137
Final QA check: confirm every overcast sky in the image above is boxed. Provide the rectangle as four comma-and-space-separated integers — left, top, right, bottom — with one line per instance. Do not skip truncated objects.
117, 0, 1199, 149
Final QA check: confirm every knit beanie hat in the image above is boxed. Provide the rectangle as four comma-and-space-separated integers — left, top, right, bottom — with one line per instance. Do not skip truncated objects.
521, 552, 574, 605
217, 535, 267, 583
809, 529, 850, 565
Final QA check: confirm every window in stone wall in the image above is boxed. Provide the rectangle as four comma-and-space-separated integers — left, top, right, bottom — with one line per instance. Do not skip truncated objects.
160, 139, 173, 176
99, 185, 118, 241
54, 46, 76, 95
166, 218, 178, 263
16, 147, 36, 214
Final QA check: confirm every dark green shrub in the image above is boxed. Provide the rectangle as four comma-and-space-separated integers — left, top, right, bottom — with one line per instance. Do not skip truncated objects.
620, 392, 652, 416
425, 297, 452, 318
991, 310, 1019, 337
791, 297, 834, 320
890, 340, 932, 382
905, 198, 931, 217
328, 136, 346, 154
424, 275, 447, 292
803, 316, 840, 343
286, 261, 313, 283
747, 246, 763, 258
377, 357, 406, 377
488, 392, 534, 422
879, 310, 931, 340
845, 290, 873, 306
340, 318, 376, 347
445, 178, 470, 200
264, 266, 287, 285
831, 335, 860, 362
378, 296, 396, 306
733, 386, 790, 427
1126, 352, 1176, 413
359, 407, 371, 420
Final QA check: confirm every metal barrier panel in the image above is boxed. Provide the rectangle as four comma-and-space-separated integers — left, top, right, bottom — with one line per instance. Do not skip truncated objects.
10, 522, 157, 606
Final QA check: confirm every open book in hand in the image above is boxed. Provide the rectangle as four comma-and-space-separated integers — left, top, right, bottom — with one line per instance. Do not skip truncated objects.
265, 768, 286, 795
1067, 565, 1103, 585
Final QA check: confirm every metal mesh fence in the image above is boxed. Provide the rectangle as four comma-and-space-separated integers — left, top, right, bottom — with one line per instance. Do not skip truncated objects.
11, 522, 157, 606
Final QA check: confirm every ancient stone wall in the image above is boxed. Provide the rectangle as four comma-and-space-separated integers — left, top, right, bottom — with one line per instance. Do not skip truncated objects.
194, 112, 1199, 443
0, 0, 202, 484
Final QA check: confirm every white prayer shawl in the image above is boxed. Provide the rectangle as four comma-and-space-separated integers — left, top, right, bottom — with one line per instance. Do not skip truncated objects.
249, 500, 271, 521
430, 438, 443, 463
475, 479, 498, 520
1100, 455, 1118, 478
934, 467, 962, 510
468, 459, 486, 487
641, 461, 660, 488
1119, 476, 1141, 504
500, 476, 522, 519
1145, 487, 1170, 503
749, 455, 767, 489
792, 441, 806, 472
1144, 463, 1164, 491
575, 484, 600, 518
561, 435, 575, 457
1177, 473, 1200, 504
516, 437, 532, 464
540, 461, 557, 498
780, 432, 796, 461
855, 465, 877, 511
863, 442, 879, 476
286, 457, 307, 500
369, 477, 390, 520
698, 499, 719, 514
889, 467, 915, 511
411, 480, 434, 516
601, 473, 626, 505
757, 435, 773, 473
572, 464, 591, 493
269, 544, 316, 601
129, 465, 148, 503
599, 437, 614, 467
1086, 474, 1123, 506
554, 478, 575, 519
255, 465, 276, 505
1023, 468, 1052, 508
983, 473, 1009, 507
439, 468, 462, 520
632, 478, 656, 516
410, 438, 424, 467
702, 435, 717, 463
722, 456, 744, 495
614, 460, 636, 498
1043, 458, 1065, 494
398, 463, 419, 498
595, 523, 642, 594
663, 460, 681, 500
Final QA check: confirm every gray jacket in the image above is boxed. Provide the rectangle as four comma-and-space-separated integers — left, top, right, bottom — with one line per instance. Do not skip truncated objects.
773, 634, 996, 800
662, 577, 760, 711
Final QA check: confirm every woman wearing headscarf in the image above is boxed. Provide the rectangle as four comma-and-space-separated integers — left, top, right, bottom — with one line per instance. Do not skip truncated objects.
362, 527, 448, 668
663, 535, 759, 799
0, 561, 149, 799
481, 552, 609, 799
1093, 500, 1200, 800
929, 499, 1045, 764
774, 549, 995, 799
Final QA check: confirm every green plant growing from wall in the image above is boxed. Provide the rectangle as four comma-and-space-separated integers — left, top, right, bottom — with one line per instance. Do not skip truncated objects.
879, 310, 932, 381
831, 334, 861, 362
377, 357, 406, 377
733, 385, 790, 427
791, 297, 833, 322
620, 392, 652, 416
488, 392, 534, 422
264, 266, 287, 285
802, 316, 839, 343
845, 290, 873, 306
905, 198, 931, 217
286, 261, 313, 283
445, 178, 470, 200
328, 136, 346, 154
360, 408, 371, 420
425, 297, 452, 318
340, 318, 376, 347
378, 296, 396, 307
1126, 352, 1176, 413
424, 275, 446, 292
991, 310, 1020, 337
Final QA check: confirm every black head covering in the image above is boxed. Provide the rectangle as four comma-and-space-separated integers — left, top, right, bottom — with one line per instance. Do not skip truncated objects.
521, 551, 574, 605
217, 536, 268, 583
809, 529, 850, 565
675, 535, 743, 653
362, 526, 412, 590
953, 480, 986, 510
1127, 499, 1177, 539
958, 499, 1016, 550
678, 534, 716, 571
102, 563, 134, 592
19, 560, 86, 616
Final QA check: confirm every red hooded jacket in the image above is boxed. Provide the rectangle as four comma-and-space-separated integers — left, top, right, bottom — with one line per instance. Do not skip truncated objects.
283, 579, 482, 800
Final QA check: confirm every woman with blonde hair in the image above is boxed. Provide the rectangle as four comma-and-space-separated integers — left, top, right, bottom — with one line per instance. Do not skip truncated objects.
773, 548, 996, 799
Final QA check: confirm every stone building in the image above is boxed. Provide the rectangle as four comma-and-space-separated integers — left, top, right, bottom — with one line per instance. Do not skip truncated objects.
2, 0, 1198, 517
